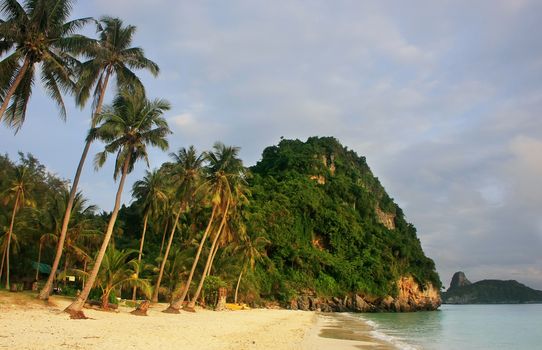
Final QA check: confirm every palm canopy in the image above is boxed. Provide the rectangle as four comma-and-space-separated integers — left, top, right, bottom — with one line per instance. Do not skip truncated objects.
75, 16, 159, 120
0, 0, 92, 128
132, 168, 167, 218
204, 142, 247, 208
168, 146, 205, 207
91, 86, 171, 179
2, 162, 37, 209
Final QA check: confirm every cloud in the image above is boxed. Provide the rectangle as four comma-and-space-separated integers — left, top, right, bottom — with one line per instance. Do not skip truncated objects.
3, 0, 542, 289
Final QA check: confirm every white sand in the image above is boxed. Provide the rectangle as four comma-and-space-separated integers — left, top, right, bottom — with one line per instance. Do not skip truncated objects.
0, 293, 392, 349
0, 294, 314, 350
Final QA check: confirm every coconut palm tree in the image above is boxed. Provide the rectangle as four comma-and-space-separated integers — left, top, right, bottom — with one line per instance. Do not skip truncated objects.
166, 142, 246, 313
0, 0, 91, 127
152, 146, 204, 303
33, 189, 99, 284
1, 162, 36, 288
40, 16, 159, 300
85, 247, 150, 309
232, 233, 269, 303
131, 168, 167, 300
64, 87, 170, 318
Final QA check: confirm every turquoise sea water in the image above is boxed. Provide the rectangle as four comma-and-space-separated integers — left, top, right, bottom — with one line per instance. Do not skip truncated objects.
357, 304, 542, 350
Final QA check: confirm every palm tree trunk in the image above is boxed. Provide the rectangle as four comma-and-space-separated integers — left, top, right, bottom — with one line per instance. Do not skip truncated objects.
82, 260, 87, 289
101, 289, 110, 310
132, 211, 149, 301
159, 220, 168, 257
5, 191, 20, 289
64, 153, 131, 319
38, 70, 112, 301
164, 204, 218, 313
62, 255, 69, 288
234, 267, 244, 304
0, 56, 31, 122
36, 241, 43, 281
186, 200, 230, 311
152, 205, 183, 303
207, 235, 221, 276
0, 242, 7, 281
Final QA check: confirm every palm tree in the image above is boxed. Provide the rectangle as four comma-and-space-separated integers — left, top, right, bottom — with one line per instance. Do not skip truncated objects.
85, 247, 150, 309
64, 87, 170, 318
0, 0, 91, 127
166, 142, 246, 313
39, 16, 159, 300
233, 233, 269, 304
33, 190, 99, 285
152, 146, 204, 303
1, 163, 36, 288
131, 169, 167, 300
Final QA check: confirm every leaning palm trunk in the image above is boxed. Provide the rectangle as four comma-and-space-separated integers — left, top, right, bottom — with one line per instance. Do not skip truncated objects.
5, 191, 20, 289
132, 211, 149, 301
39, 72, 111, 300
0, 244, 6, 281
152, 205, 183, 302
64, 153, 130, 319
164, 204, 218, 313
159, 220, 169, 257
185, 200, 230, 311
0, 57, 31, 122
234, 267, 245, 304
35, 241, 43, 281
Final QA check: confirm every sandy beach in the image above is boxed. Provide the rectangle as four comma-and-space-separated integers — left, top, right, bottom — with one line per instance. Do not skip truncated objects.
0, 292, 391, 349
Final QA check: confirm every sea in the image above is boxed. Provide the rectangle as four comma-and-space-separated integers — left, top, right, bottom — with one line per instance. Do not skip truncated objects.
356, 304, 542, 350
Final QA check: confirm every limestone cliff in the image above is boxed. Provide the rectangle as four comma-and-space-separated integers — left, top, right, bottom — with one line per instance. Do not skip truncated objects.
290, 276, 441, 312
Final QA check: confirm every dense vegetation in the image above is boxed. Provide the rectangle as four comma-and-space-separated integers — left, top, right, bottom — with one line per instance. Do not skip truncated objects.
0, 137, 441, 308
246, 137, 440, 301
0, 1, 439, 316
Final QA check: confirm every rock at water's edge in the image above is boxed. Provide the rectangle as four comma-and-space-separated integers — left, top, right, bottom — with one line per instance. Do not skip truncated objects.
289, 275, 441, 313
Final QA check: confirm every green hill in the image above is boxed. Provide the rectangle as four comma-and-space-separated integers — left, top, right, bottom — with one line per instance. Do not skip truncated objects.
443, 272, 542, 304
246, 136, 441, 310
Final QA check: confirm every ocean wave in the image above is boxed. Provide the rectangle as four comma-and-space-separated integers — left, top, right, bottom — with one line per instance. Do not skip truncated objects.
358, 316, 419, 350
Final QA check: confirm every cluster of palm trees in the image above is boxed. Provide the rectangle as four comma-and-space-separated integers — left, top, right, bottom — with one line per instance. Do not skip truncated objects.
1, 0, 267, 319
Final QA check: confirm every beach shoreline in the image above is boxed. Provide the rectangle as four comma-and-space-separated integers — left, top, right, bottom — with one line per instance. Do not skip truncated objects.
0, 291, 392, 349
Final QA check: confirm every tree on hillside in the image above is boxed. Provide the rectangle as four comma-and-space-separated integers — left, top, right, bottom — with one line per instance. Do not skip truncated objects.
0, 0, 91, 127
64, 87, 170, 318
40, 16, 159, 300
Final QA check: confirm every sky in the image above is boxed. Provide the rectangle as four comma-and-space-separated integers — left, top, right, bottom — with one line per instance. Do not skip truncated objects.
1, 0, 541, 289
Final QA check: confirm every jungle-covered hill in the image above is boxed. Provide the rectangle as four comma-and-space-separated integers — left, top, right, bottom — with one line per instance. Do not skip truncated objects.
244, 136, 441, 303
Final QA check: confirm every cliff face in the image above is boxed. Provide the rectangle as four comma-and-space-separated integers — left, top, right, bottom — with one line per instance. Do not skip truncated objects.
449, 271, 471, 290
290, 276, 441, 312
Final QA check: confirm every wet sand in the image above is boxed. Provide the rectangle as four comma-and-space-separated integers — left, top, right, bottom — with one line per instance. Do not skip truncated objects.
302, 313, 396, 349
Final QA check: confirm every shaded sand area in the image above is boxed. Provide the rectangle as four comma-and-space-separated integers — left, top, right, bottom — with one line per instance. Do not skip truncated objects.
0, 291, 394, 349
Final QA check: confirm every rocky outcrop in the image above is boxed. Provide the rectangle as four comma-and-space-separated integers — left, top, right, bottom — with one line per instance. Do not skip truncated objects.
449, 271, 471, 290
289, 276, 441, 313
375, 206, 396, 230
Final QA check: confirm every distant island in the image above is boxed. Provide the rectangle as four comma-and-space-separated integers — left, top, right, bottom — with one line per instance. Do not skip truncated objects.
442, 272, 542, 304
